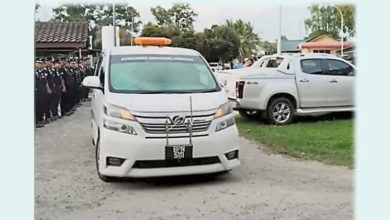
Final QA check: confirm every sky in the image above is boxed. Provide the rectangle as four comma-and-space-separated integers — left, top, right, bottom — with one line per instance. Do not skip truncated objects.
35, 1, 311, 42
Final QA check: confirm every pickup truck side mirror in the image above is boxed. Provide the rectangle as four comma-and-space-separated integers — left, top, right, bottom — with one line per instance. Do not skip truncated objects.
82, 76, 102, 90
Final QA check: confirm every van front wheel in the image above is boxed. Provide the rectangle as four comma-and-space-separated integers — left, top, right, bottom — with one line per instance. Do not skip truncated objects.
96, 137, 115, 182
267, 97, 295, 125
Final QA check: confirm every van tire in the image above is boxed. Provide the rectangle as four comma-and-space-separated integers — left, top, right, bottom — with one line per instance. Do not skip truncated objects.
267, 97, 295, 125
96, 137, 115, 182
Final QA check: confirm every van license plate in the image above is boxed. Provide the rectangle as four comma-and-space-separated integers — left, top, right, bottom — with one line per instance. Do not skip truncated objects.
165, 145, 193, 160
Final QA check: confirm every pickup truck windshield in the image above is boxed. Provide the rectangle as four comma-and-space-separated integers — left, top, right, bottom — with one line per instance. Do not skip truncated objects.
109, 54, 219, 93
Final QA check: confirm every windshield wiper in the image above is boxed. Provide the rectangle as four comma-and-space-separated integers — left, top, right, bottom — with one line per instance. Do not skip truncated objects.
136, 89, 217, 94
137, 91, 175, 94
199, 89, 218, 93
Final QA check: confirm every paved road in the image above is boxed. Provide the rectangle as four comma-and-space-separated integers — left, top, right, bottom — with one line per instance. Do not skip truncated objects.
35, 102, 353, 220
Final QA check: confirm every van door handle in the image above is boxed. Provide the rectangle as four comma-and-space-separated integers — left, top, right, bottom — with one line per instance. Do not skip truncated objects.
299, 79, 309, 83
329, 79, 338, 83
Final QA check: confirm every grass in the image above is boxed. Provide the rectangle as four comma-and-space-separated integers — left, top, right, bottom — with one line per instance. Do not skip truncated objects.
235, 114, 354, 168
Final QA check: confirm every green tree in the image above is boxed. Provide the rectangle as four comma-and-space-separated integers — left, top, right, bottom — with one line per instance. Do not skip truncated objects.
151, 3, 198, 31
150, 6, 172, 26
305, 4, 355, 40
226, 19, 260, 59
259, 41, 277, 55
52, 4, 142, 48
141, 23, 240, 63
197, 25, 240, 62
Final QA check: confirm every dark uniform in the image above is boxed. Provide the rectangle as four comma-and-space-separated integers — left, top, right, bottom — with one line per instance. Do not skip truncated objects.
83, 60, 94, 100
47, 66, 62, 118
59, 65, 70, 115
35, 63, 49, 124
41, 66, 52, 120
74, 62, 83, 105
68, 60, 78, 109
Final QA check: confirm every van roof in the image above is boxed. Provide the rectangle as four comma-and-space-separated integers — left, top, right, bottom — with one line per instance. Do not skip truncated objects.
108, 46, 201, 56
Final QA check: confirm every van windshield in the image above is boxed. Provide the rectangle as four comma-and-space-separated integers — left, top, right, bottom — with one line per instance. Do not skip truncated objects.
109, 54, 219, 94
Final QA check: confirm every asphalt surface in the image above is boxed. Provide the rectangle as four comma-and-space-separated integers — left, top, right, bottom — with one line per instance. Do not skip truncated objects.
35, 102, 353, 220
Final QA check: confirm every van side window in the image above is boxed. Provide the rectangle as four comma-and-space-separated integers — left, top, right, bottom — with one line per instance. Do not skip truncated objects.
300, 59, 323, 74
324, 59, 354, 76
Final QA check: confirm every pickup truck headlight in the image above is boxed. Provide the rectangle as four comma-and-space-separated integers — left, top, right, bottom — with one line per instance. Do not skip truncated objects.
215, 117, 235, 132
215, 102, 233, 119
103, 120, 137, 135
104, 104, 135, 121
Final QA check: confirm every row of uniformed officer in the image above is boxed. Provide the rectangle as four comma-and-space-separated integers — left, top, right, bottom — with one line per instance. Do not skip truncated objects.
35, 57, 94, 128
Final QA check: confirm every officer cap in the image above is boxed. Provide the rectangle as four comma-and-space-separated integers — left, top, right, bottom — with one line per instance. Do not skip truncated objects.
35, 57, 43, 63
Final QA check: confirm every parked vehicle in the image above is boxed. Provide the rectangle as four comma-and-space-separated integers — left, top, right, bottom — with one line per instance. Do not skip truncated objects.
216, 53, 355, 125
209, 62, 223, 72
216, 54, 286, 108
82, 37, 240, 181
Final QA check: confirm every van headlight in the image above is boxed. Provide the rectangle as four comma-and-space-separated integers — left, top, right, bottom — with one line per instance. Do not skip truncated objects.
104, 104, 135, 121
103, 120, 137, 135
215, 102, 233, 119
215, 117, 235, 132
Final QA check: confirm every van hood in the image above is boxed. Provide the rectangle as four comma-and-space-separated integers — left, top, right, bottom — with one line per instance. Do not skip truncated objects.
105, 91, 227, 113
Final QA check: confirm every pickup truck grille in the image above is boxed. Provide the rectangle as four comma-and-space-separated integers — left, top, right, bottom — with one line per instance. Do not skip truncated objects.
140, 120, 211, 134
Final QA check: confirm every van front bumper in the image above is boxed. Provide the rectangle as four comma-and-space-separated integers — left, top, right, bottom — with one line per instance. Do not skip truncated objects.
98, 116, 240, 177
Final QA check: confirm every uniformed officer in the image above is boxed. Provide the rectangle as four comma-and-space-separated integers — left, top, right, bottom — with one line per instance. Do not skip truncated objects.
52, 58, 66, 118
41, 58, 53, 122
45, 57, 59, 120
69, 58, 79, 109
35, 58, 44, 127
59, 57, 73, 116
74, 57, 83, 105
35, 58, 51, 125
82, 58, 94, 100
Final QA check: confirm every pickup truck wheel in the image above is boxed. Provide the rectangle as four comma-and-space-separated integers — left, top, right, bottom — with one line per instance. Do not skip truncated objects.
238, 110, 259, 119
96, 137, 115, 182
267, 97, 294, 125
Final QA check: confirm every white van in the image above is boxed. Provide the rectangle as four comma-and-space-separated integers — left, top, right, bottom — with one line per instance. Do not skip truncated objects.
82, 37, 240, 182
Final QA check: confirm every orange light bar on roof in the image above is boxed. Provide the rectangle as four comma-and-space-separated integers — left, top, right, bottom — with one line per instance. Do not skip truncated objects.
133, 37, 172, 46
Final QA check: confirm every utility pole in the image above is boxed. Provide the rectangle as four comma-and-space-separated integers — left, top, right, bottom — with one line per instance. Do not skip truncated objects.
332, 5, 344, 56
113, 3, 116, 47
277, 4, 282, 54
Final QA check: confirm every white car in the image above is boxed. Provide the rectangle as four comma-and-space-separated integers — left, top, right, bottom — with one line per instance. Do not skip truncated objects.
209, 62, 223, 72
217, 53, 355, 125
82, 37, 240, 181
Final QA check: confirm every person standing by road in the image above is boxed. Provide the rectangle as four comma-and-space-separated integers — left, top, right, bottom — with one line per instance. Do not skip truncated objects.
59, 57, 70, 116
74, 58, 83, 105
42, 58, 53, 122
35, 58, 47, 127
83, 58, 94, 100
243, 58, 254, 67
46, 58, 62, 121
69, 58, 80, 109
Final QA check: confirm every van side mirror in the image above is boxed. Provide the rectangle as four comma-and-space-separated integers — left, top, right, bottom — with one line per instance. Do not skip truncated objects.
82, 76, 101, 89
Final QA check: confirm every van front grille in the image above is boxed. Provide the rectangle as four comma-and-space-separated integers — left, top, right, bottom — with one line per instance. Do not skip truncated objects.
140, 120, 211, 134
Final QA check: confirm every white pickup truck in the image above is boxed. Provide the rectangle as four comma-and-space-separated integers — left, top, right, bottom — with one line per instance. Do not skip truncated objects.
216, 53, 355, 125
